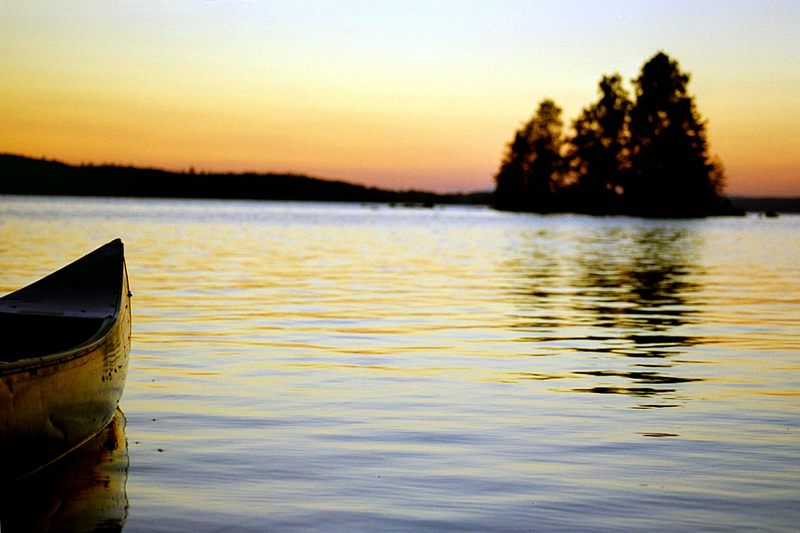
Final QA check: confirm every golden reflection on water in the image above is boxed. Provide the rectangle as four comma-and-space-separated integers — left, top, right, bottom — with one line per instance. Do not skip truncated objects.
1, 198, 799, 530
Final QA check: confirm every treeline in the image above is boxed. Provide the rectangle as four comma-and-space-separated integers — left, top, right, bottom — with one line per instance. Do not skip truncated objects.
494, 52, 741, 217
729, 197, 800, 214
0, 154, 490, 205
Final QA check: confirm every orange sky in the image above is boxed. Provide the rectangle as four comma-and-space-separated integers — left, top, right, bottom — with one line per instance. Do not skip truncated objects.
1, 1, 798, 195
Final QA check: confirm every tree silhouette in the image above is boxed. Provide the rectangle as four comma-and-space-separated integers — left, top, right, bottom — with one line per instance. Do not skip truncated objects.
494, 99, 566, 211
493, 51, 736, 217
567, 74, 632, 213
627, 52, 724, 216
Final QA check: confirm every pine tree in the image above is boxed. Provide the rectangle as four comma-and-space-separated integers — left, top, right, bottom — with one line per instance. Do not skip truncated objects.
567, 74, 632, 213
628, 52, 725, 216
494, 99, 566, 211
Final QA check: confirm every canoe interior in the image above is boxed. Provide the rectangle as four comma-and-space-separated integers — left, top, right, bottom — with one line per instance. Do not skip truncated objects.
0, 239, 123, 365
0, 314, 106, 361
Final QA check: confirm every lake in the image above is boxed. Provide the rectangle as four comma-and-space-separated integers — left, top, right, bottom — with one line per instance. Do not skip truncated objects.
1, 196, 799, 532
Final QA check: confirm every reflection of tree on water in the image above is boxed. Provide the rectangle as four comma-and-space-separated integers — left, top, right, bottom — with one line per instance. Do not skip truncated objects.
509, 222, 705, 407
579, 226, 702, 347
0, 409, 129, 532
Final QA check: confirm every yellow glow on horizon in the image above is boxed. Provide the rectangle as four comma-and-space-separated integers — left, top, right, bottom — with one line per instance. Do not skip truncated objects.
1, 1, 798, 195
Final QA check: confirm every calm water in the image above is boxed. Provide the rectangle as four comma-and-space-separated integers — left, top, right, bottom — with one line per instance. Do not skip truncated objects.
1, 196, 799, 532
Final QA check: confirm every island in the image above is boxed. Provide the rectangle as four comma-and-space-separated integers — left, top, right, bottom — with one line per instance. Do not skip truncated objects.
493, 52, 744, 217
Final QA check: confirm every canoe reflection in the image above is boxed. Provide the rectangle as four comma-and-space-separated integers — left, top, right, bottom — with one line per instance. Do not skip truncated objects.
0, 409, 128, 532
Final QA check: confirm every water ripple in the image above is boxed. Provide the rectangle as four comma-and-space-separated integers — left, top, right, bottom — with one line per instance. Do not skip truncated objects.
1, 198, 799, 531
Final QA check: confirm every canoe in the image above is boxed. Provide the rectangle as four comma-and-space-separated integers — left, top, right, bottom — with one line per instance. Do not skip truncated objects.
0, 239, 131, 483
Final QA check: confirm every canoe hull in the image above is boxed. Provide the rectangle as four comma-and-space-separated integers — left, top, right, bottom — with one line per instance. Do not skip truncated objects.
0, 243, 131, 482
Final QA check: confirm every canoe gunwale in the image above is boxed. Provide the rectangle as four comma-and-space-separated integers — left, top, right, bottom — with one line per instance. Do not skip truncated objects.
0, 307, 118, 376
0, 240, 126, 374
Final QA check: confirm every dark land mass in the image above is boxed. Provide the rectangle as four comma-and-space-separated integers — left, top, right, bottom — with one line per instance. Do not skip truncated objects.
0, 153, 491, 206
491, 52, 774, 218
2, 153, 796, 215
728, 197, 800, 215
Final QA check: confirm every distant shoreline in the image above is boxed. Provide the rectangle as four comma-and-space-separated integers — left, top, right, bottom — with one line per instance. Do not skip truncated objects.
725, 196, 800, 215
1, 153, 797, 213
0, 153, 491, 207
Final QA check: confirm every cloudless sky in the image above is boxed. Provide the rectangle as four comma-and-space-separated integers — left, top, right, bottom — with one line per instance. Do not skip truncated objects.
1, 0, 798, 195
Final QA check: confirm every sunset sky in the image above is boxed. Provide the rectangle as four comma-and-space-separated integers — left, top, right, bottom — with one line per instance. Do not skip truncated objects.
1, 1, 798, 195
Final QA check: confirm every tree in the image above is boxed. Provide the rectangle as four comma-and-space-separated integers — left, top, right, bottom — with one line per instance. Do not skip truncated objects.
628, 52, 725, 216
567, 74, 632, 213
494, 99, 566, 211
493, 51, 736, 217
